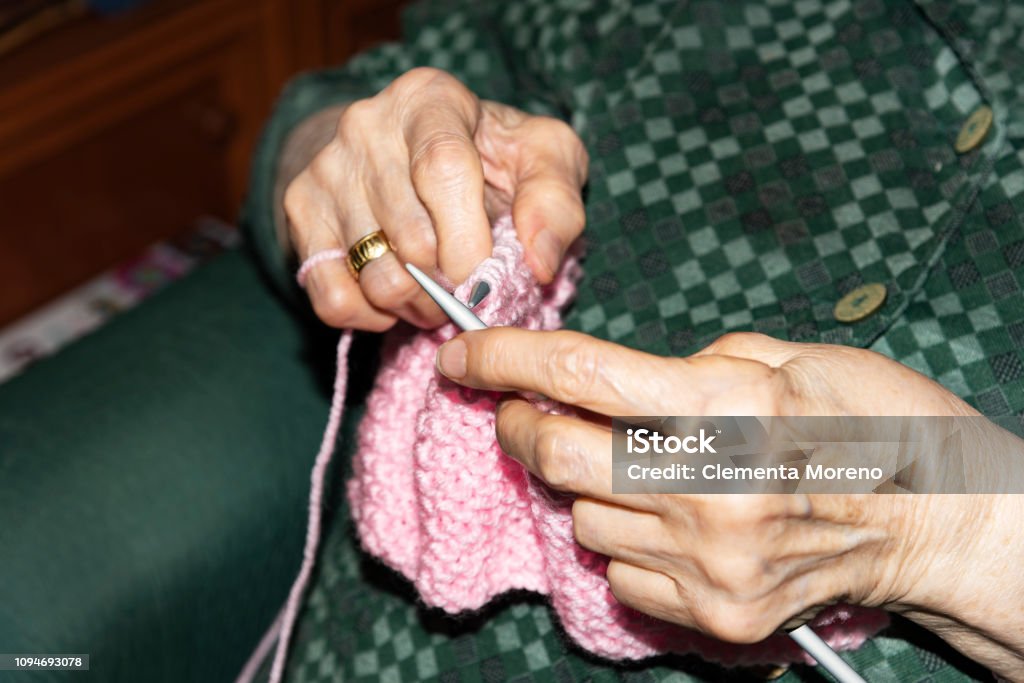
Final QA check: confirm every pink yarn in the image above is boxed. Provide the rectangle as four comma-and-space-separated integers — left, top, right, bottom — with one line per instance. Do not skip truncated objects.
254, 216, 887, 682
295, 248, 347, 287
261, 332, 353, 683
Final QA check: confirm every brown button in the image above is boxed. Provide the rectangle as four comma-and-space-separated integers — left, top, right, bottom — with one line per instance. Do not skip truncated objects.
834, 282, 887, 323
955, 105, 993, 153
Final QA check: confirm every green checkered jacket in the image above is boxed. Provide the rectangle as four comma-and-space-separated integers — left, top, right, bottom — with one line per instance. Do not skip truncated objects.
243, 0, 1024, 680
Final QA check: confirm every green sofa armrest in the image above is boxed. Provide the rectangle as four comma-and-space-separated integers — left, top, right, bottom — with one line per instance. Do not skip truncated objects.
0, 249, 336, 682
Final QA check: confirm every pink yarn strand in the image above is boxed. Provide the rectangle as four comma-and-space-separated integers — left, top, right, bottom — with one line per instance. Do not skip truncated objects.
296, 249, 347, 288
268, 331, 353, 683
235, 608, 282, 683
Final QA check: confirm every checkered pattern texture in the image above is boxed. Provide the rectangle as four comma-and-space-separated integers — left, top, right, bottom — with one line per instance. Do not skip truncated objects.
243, 0, 1024, 680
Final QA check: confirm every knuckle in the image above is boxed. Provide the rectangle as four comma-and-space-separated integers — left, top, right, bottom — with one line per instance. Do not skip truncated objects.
720, 496, 766, 527
282, 179, 306, 225
392, 218, 438, 263
534, 418, 576, 489
395, 66, 451, 92
390, 68, 476, 121
494, 401, 518, 454
775, 366, 805, 407
312, 284, 358, 327
565, 194, 587, 233
696, 553, 729, 586
605, 561, 631, 601
571, 498, 597, 548
361, 263, 419, 310
306, 149, 335, 185
531, 181, 585, 226
405, 67, 474, 107
335, 100, 378, 145
536, 115, 577, 142
696, 601, 769, 644
704, 499, 774, 540
411, 133, 476, 185
749, 368, 786, 414
477, 331, 511, 381
546, 332, 603, 405
536, 116, 589, 178
705, 552, 768, 597
708, 331, 762, 355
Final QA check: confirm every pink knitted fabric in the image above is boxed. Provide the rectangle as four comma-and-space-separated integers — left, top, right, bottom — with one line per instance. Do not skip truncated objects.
348, 216, 888, 665
256, 216, 888, 682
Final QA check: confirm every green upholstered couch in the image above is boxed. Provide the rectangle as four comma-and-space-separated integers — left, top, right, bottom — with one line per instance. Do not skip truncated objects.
0, 248, 342, 682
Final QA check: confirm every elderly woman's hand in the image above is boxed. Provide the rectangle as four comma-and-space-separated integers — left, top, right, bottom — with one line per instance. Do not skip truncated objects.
283, 67, 588, 331
435, 328, 1024, 678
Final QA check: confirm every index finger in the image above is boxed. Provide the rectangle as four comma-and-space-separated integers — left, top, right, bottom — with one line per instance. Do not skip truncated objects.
437, 328, 688, 415
496, 397, 664, 512
404, 88, 491, 283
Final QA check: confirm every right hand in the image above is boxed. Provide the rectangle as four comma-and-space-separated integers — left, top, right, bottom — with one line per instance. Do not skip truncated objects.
437, 327, 1024, 678
284, 67, 589, 331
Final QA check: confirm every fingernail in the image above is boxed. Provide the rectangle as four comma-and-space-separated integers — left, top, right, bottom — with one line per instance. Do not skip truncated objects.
533, 229, 563, 278
436, 339, 467, 379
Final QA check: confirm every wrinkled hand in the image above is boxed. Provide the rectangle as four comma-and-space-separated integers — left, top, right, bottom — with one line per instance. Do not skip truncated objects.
435, 329, 1023, 675
284, 67, 588, 330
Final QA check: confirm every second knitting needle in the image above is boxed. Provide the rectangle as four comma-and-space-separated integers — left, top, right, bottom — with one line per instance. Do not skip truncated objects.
405, 263, 487, 331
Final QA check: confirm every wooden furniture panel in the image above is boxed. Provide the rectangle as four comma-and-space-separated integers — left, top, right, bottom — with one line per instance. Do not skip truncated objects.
0, 78, 232, 321
0, 0, 407, 325
325, 0, 405, 64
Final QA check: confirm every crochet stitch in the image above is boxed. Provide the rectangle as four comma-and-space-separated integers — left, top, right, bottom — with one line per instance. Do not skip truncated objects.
259, 216, 887, 683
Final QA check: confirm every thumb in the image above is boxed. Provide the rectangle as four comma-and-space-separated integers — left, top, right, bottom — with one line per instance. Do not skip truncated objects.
510, 119, 589, 283
436, 328, 681, 415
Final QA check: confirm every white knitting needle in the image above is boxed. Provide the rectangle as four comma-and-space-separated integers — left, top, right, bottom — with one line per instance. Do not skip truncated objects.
405, 263, 487, 331
405, 262, 866, 683
790, 625, 866, 682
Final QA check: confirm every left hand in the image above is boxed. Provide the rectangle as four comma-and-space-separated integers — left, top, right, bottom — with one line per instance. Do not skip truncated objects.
433, 329, 1004, 647
282, 68, 588, 332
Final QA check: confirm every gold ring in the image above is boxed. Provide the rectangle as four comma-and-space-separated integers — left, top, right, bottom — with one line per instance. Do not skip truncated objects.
346, 231, 393, 279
